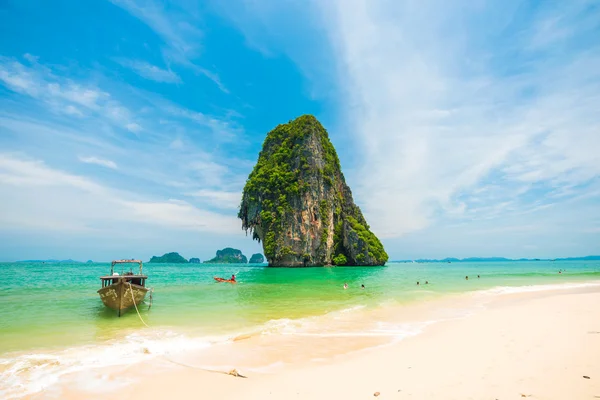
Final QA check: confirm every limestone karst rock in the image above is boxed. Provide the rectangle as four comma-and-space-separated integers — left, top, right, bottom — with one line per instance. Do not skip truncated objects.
239, 115, 388, 267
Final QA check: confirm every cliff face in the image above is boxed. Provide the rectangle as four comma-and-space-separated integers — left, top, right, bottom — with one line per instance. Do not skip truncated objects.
239, 115, 388, 267
204, 248, 248, 264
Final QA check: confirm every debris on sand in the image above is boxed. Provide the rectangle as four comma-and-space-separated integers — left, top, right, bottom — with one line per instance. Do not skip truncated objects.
228, 369, 247, 378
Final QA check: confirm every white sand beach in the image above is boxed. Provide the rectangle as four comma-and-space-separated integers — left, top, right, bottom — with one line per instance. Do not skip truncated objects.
46, 285, 600, 400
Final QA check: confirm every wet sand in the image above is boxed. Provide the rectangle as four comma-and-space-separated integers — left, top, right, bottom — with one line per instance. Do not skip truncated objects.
37, 286, 600, 400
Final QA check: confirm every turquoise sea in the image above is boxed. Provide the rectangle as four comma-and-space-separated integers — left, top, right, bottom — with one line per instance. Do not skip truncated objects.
1, 260, 599, 398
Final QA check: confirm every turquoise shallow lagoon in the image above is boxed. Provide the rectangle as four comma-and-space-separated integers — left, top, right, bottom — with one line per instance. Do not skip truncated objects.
1, 260, 599, 398
1, 260, 599, 354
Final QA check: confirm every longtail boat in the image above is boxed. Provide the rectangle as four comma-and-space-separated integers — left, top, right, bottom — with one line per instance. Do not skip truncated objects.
98, 259, 150, 317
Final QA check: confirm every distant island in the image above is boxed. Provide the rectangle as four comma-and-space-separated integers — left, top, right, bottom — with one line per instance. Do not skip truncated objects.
249, 253, 265, 264
16, 259, 84, 263
393, 256, 600, 263
148, 252, 188, 263
238, 115, 387, 267
12, 255, 600, 264
204, 248, 248, 264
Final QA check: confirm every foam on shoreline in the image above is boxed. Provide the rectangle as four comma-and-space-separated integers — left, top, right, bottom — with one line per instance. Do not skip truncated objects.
2, 280, 599, 399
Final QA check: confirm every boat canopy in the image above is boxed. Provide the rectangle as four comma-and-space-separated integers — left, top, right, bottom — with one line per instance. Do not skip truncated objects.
111, 259, 143, 275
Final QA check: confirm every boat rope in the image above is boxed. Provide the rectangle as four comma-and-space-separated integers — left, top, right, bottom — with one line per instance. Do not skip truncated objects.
147, 287, 154, 310
160, 355, 247, 378
127, 284, 246, 378
128, 282, 150, 328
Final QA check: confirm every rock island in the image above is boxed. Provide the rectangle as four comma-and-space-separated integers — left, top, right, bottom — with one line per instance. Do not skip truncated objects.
239, 115, 388, 267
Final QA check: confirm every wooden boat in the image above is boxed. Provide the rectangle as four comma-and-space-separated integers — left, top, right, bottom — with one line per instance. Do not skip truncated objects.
98, 260, 150, 317
214, 277, 236, 284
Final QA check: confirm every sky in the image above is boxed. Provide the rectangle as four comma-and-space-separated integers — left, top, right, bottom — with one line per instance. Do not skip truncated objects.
0, 0, 599, 262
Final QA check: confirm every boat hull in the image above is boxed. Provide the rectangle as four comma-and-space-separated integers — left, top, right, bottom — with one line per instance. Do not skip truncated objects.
98, 280, 149, 316
214, 277, 236, 284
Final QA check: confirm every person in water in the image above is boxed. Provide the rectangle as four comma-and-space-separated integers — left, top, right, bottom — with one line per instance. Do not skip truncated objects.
417, 281, 420, 285
425, 281, 429, 285
477, 275, 480, 278
465, 276, 469, 280
343, 282, 348, 289
361, 284, 365, 289
231, 274, 236, 282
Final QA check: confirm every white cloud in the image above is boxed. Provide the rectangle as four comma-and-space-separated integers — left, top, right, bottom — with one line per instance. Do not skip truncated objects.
194, 67, 229, 94
0, 56, 138, 129
78, 156, 118, 170
0, 155, 105, 193
0, 153, 239, 235
169, 138, 184, 149
116, 59, 182, 83
109, 0, 229, 93
125, 122, 142, 133
188, 160, 230, 188
166, 104, 241, 142
23, 53, 39, 63
315, 0, 600, 238
187, 189, 241, 210
121, 198, 238, 234
110, 0, 200, 57
64, 105, 83, 116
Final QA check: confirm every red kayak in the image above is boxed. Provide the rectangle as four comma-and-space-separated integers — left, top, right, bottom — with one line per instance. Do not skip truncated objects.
214, 277, 236, 284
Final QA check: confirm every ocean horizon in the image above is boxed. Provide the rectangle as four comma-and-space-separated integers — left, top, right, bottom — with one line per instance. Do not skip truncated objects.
10, 254, 600, 263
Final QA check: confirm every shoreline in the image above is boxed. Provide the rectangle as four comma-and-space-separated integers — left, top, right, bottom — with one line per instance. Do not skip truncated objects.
12, 280, 599, 399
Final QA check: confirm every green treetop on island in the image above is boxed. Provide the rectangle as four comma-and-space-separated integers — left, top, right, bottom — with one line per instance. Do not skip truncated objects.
148, 252, 188, 263
249, 253, 265, 263
238, 114, 388, 267
204, 248, 248, 264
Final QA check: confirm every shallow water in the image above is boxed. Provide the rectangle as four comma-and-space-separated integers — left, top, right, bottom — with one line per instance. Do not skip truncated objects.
1, 260, 598, 354
0, 260, 599, 398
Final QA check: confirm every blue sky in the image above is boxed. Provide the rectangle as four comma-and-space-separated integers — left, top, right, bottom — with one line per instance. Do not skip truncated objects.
0, 0, 599, 262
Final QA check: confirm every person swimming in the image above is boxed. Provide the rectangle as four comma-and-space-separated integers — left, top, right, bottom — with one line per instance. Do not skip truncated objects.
343, 282, 348, 289
417, 281, 420, 285
425, 281, 429, 284
465, 276, 469, 280
361, 284, 365, 289
477, 275, 480, 278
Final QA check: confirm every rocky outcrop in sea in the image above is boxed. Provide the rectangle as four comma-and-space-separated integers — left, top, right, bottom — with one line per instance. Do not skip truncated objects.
239, 115, 387, 267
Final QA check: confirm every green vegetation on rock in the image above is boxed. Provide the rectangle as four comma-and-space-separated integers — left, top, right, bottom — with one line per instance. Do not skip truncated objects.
239, 114, 388, 267
332, 254, 347, 266
204, 248, 248, 264
249, 253, 265, 263
148, 252, 188, 263
189, 258, 201, 264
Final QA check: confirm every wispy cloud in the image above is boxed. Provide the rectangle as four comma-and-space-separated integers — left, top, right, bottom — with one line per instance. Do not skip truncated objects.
125, 122, 142, 133
314, 0, 600, 238
110, 0, 229, 93
186, 189, 241, 210
78, 156, 118, 170
0, 55, 139, 130
0, 153, 239, 234
0, 55, 243, 150
115, 58, 182, 83
0, 52, 252, 247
